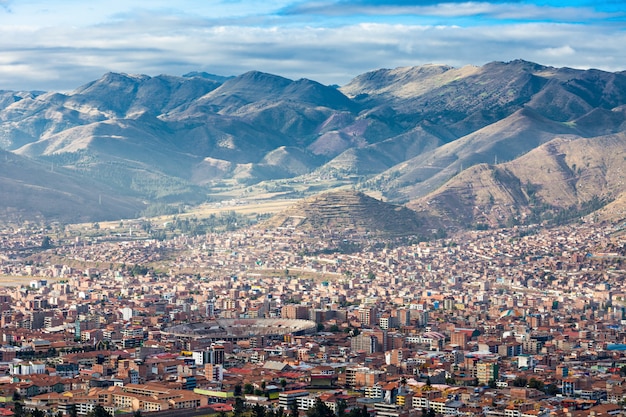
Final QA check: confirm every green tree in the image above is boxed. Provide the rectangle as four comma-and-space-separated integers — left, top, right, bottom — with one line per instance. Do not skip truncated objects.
41, 235, 52, 249
133, 410, 142, 417
87, 405, 112, 417
69, 404, 78, 417
512, 376, 528, 387
306, 399, 334, 417
234, 383, 243, 396
234, 397, 245, 417
252, 404, 266, 417
290, 400, 299, 417
32, 409, 46, 417
244, 383, 254, 395
545, 383, 559, 396
13, 402, 24, 417
280, 379, 287, 390
337, 398, 347, 417
528, 378, 544, 391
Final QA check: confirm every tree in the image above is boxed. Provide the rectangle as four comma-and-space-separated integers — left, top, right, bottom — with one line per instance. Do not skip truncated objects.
528, 378, 544, 391
421, 409, 435, 417
306, 399, 334, 417
87, 405, 112, 417
545, 383, 559, 396
252, 404, 266, 417
244, 383, 254, 395
290, 400, 299, 417
133, 410, 142, 417
69, 404, 78, 417
32, 409, 46, 417
234, 383, 243, 396
41, 235, 52, 249
234, 397, 245, 417
13, 402, 24, 417
512, 376, 528, 387
280, 379, 287, 390
337, 399, 347, 417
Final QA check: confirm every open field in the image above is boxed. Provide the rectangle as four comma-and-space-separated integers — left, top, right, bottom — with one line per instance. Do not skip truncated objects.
0, 275, 60, 287
89, 198, 301, 230
188, 198, 300, 217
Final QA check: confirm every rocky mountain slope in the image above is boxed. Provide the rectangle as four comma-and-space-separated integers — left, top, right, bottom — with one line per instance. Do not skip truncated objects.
0, 60, 625, 226
407, 133, 626, 228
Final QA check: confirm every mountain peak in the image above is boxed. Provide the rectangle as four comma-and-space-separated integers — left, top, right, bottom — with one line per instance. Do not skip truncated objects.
1, 60, 625, 226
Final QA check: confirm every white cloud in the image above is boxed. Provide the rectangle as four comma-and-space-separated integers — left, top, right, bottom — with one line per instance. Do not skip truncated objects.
539, 45, 576, 58
0, 2, 624, 91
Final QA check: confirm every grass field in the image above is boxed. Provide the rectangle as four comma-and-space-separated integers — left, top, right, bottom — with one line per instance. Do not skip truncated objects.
89, 198, 300, 230
0, 275, 60, 287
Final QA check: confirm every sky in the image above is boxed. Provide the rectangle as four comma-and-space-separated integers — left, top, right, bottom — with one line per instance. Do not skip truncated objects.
0, 0, 625, 91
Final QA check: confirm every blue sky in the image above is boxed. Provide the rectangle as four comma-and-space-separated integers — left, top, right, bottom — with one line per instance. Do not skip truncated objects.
0, 0, 624, 91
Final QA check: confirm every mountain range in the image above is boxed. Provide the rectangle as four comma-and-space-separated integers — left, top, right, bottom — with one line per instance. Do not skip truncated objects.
0, 60, 624, 229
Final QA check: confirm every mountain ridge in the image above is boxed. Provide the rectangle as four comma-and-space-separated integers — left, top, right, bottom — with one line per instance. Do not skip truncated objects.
0, 60, 624, 227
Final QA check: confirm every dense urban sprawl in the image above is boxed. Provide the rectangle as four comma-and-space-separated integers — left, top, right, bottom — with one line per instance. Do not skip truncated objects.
0, 219, 625, 417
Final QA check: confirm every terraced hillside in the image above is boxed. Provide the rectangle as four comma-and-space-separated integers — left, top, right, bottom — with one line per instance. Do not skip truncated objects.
264, 189, 430, 237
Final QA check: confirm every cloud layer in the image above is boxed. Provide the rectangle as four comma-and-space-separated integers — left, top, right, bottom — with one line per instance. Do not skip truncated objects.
0, 0, 624, 91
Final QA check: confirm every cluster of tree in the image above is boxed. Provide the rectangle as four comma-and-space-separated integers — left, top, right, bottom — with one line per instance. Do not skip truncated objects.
13, 404, 126, 417
509, 376, 558, 396
233, 398, 370, 417
525, 196, 609, 227
147, 212, 260, 236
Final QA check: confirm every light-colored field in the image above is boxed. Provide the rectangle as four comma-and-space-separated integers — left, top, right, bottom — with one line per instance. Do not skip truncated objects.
189, 198, 299, 216
0, 275, 60, 287
91, 198, 300, 230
